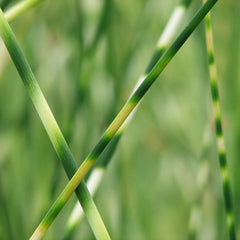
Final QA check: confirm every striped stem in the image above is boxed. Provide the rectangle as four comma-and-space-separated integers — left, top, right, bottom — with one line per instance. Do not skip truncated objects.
203, 2, 236, 239
5, 0, 44, 22
0, 8, 111, 240
31, 0, 219, 236
64, 0, 193, 238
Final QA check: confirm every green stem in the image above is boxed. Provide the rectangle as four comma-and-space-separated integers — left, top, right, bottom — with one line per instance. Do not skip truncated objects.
203, 2, 236, 239
63, 0, 193, 238
31, 0, 218, 236
0, 8, 111, 240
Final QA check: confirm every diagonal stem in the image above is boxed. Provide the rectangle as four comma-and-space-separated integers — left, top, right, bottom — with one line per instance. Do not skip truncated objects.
203, 2, 236, 239
63, 0, 193, 238
0, 8, 111, 240
29, 0, 219, 238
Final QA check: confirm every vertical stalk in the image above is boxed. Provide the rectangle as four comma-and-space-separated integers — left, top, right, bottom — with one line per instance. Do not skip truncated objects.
203, 2, 236, 239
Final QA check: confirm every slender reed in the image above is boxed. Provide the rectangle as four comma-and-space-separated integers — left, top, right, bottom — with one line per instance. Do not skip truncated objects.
63, 0, 193, 238
30, 0, 219, 238
203, 2, 236, 239
0, 8, 111, 240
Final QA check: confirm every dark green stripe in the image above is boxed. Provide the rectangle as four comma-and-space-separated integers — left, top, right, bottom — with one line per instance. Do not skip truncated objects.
223, 179, 232, 213
93, 134, 121, 169
88, 134, 112, 160
42, 199, 66, 227
210, 81, 218, 101
144, 48, 166, 74
218, 151, 226, 167
215, 116, 222, 136
229, 218, 235, 240
53, 133, 79, 176
129, 75, 155, 104
208, 50, 214, 65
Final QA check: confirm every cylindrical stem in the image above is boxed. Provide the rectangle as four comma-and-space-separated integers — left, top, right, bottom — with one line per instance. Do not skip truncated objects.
203, 2, 236, 239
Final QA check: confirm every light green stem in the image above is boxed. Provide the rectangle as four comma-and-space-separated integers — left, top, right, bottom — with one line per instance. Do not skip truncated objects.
0, 8, 111, 240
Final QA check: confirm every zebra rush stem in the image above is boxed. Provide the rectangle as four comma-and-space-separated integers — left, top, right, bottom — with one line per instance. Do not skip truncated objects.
64, 0, 193, 238
203, 2, 236, 239
27, 0, 219, 236
0, 8, 111, 240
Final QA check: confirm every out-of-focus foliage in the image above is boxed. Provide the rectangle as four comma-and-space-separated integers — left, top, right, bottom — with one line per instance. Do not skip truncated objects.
0, 0, 240, 239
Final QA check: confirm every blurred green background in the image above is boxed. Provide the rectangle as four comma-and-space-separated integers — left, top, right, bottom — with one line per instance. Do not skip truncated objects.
0, 0, 240, 239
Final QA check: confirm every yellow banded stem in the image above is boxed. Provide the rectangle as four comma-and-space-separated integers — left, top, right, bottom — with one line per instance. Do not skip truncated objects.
203, 1, 236, 239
